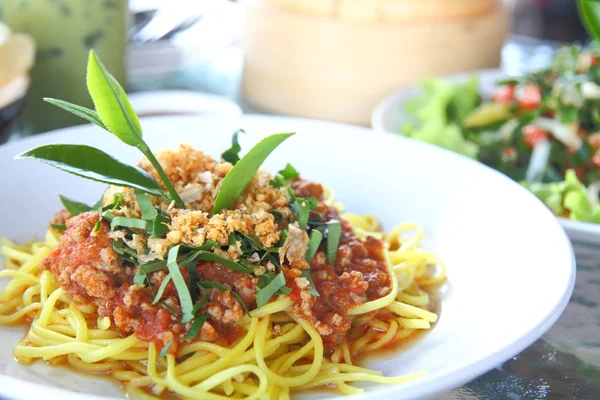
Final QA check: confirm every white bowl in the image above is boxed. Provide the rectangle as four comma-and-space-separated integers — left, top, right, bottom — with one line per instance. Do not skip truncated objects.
0, 115, 575, 399
371, 69, 600, 250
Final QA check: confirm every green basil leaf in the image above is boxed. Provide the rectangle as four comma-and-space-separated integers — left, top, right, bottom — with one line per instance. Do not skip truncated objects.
305, 229, 323, 262
278, 163, 299, 180
195, 252, 252, 274
256, 271, 287, 308
135, 190, 158, 220
159, 340, 175, 358
87, 50, 143, 147
152, 273, 172, 305
221, 129, 244, 165
59, 195, 92, 216
50, 223, 67, 231
16, 144, 166, 198
43, 98, 108, 131
166, 245, 194, 323
326, 220, 342, 264
213, 133, 295, 213
578, 0, 600, 43
198, 281, 250, 317
192, 285, 209, 315
151, 212, 171, 238
301, 270, 320, 297
110, 216, 149, 231
292, 197, 318, 229
186, 314, 209, 340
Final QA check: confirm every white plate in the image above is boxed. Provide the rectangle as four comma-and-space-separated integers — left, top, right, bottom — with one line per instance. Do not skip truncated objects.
371, 69, 600, 251
0, 115, 575, 400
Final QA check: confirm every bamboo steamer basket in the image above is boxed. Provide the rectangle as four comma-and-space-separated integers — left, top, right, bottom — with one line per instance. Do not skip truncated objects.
241, 0, 509, 125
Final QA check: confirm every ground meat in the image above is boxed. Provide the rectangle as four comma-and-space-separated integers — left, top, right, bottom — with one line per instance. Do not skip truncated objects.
288, 179, 392, 352
196, 262, 258, 309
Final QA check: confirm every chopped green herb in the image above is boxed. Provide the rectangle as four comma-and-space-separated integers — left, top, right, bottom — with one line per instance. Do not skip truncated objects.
221, 129, 244, 165
166, 245, 194, 323
152, 273, 172, 305
278, 163, 299, 180
301, 270, 320, 297
198, 281, 250, 317
305, 230, 323, 262
159, 340, 175, 358
110, 216, 149, 231
195, 252, 252, 274
135, 190, 158, 220
59, 195, 92, 216
186, 314, 209, 340
326, 220, 342, 264
256, 271, 288, 308
151, 212, 170, 238
291, 197, 318, 229
50, 223, 67, 231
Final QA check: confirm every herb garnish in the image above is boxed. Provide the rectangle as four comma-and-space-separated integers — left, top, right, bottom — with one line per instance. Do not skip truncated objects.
305, 230, 323, 262
221, 129, 244, 165
326, 220, 342, 264
166, 245, 194, 323
16, 145, 167, 200
59, 195, 93, 216
213, 133, 295, 213
256, 271, 287, 308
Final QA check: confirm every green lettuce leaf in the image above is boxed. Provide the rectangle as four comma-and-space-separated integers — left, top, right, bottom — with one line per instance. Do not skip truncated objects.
400, 77, 480, 158
522, 170, 600, 223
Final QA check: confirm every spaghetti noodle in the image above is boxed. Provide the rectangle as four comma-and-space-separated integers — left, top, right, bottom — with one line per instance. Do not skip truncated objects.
0, 218, 444, 399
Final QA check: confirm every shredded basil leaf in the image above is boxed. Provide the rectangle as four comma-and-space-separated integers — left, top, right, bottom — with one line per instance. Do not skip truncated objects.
166, 245, 194, 323
186, 314, 209, 340
195, 252, 252, 274
278, 163, 299, 180
159, 340, 175, 358
152, 273, 172, 305
110, 216, 149, 231
59, 195, 92, 216
326, 220, 342, 264
198, 281, 251, 317
151, 212, 170, 238
50, 223, 67, 231
301, 270, 320, 297
256, 271, 288, 308
291, 197, 318, 229
305, 230, 323, 262
135, 190, 158, 220
221, 129, 244, 165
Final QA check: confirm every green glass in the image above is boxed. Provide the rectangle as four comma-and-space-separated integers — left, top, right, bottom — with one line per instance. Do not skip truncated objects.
0, 0, 127, 134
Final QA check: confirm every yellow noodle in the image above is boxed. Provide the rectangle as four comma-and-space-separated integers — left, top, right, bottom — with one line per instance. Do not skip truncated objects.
0, 215, 445, 399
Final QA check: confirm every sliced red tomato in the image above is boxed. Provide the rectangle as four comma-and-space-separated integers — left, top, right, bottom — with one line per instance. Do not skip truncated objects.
502, 147, 516, 160
589, 133, 600, 148
492, 84, 515, 104
593, 150, 600, 168
523, 125, 549, 148
517, 84, 542, 111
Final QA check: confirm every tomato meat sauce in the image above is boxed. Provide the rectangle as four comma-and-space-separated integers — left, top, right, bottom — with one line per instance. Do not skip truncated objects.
42, 179, 392, 354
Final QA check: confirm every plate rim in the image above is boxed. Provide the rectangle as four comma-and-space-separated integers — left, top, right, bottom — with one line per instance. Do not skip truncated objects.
0, 114, 577, 400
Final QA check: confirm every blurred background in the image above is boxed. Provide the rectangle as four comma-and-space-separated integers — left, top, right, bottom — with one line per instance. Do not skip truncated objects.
0, 0, 593, 139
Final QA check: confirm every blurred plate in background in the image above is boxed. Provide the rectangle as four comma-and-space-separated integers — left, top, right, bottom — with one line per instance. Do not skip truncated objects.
371, 69, 600, 255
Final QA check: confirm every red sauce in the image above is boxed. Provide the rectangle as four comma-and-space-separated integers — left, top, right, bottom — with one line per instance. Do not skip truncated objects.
43, 178, 392, 355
